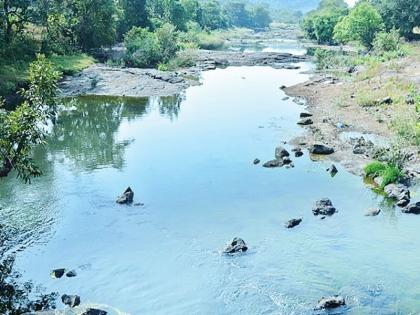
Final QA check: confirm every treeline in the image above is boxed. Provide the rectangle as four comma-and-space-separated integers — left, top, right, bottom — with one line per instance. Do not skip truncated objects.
0, 0, 272, 55
302, 0, 419, 48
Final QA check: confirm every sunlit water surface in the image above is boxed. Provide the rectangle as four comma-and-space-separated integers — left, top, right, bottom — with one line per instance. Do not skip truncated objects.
1, 58, 420, 315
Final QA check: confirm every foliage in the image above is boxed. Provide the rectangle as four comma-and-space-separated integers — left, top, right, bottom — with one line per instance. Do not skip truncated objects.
333, 2, 384, 48
117, 0, 148, 38
301, 0, 347, 44
159, 48, 198, 71
0, 54, 60, 182
372, 29, 402, 55
124, 23, 179, 68
364, 161, 404, 189
200, 0, 229, 30
372, 0, 420, 40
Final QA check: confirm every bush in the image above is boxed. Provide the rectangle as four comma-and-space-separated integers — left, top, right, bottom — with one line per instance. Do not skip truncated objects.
364, 161, 404, 189
373, 29, 402, 55
159, 49, 198, 71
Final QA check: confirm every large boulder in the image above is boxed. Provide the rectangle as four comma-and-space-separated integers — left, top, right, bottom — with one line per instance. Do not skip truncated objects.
61, 294, 81, 308
402, 202, 420, 214
275, 146, 290, 160
384, 184, 410, 207
312, 199, 337, 216
116, 187, 134, 204
285, 218, 302, 229
309, 144, 334, 155
223, 237, 248, 254
315, 295, 345, 310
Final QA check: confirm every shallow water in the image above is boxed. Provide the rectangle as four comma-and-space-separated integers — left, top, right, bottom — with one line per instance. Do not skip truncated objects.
1, 62, 420, 314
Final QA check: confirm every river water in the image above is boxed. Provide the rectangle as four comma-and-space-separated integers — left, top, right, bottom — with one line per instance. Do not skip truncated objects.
1, 42, 420, 315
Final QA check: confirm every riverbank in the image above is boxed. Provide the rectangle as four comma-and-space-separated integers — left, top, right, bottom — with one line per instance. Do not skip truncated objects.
285, 48, 420, 178
60, 50, 307, 98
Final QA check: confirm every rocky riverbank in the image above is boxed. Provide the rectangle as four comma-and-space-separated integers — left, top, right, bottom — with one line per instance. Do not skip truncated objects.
60, 50, 307, 98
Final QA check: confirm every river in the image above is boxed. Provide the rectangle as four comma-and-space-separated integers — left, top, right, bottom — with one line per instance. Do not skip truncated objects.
1, 40, 420, 315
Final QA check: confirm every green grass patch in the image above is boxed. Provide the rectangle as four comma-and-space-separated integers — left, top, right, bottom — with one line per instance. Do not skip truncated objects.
364, 161, 404, 189
49, 54, 95, 75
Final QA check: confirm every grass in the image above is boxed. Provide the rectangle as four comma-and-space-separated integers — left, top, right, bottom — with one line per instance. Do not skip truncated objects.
365, 161, 404, 189
49, 54, 95, 75
196, 32, 225, 50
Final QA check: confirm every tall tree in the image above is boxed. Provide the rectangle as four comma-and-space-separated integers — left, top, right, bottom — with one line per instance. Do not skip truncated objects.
118, 0, 148, 38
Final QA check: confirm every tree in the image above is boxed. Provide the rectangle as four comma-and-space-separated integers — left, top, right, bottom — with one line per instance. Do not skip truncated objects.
200, 0, 228, 30
250, 5, 272, 29
117, 0, 148, 38
333, 2, 384, 48
372, 0, 420, 40
146, 0, 188, 31
224, 1, 251, 28
0, 0, 33, 43
0, 55, 60, 182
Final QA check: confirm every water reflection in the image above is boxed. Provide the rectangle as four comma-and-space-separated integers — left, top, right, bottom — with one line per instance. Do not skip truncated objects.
50, 94, 183, 171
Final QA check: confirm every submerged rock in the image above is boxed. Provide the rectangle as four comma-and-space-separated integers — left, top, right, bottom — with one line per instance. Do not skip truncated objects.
275, 146, 290, 160
51, 268, 66, 279
402, 202, 420, 214
365, 208, 381, 216
263, 159, 283, 168
313, 199, 337, 216
309, 144, 334, 155
285, 218, 302, 229
297, 118, 313, 125
116, 187, 134, 204
61, 294, 81, 308
66, 270, 77, 278
327, 164, 338, 177
253, 158, 261, 165
315, 295, 345, 310
223, 237, 248, 254
82, 309, 107, 315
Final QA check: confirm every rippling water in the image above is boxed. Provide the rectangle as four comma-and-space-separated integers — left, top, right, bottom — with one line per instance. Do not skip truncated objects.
1, 58, 420, 314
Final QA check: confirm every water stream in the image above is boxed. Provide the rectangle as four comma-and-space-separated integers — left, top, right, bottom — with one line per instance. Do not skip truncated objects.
1, 43, 420, 314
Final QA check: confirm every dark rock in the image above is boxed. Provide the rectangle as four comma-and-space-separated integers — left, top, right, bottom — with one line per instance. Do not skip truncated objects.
402, 202, 420, 214
327, 164, 338, 177
263, 159, 283, 168
223, 237, 248, 254
51, 268, 66, 279
300, 112, 313, 118
253, 158, 261, 165
313, 198, 337, 216
315, 295, 345, 310
61, 294, 81, 308
81, 309, 107, 315
279, 85, 286, 89
384, 184, 410, 206
66, 270, 77, 278
309, 144, 334, 155
116, 187, 134, 204
365, 208, 381, 216
282, 157, 292, 165
285, 218, 302, 229
275, 146, 290, 160
295, 150, 303, 157
379, 96, 392, 105
297, 118, 313, 125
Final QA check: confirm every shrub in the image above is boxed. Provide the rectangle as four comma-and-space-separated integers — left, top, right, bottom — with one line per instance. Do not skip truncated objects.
365, 161, 387, 178
155, 23, 179, 63
373, 29, 402, 55
364, 161, 404, 189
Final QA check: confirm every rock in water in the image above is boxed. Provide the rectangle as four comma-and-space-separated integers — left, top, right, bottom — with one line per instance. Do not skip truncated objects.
275, 146, 290, 160
313, 199, 337, 216
365, 208, 381, 216
309, 144, 334, 155
297, 118, 313, 125
263, 160, 283, 168
300, 112, 313, 118
223, 237, 248, 254
51, 268, 66, 279
285, 218, 302, 228
82, 309, 108, 315
315, 295, 345, 310
253, 158, 260, 165
116, 187, 134, 204
402, 202, 420, 214
282, 156, 292, 165
384, 184, 410, 207
66, 270, 77, 277
61, 294, 81, 308
327, 164, 338, 177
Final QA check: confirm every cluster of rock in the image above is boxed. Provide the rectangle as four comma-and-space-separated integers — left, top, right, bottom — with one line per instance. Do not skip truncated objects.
262, 146, 294, 168
351, 137, 375, 156
51, 268, 77, 279
315, 295, 346, 310
312, 198, 337, 217
384, 184, 411, 207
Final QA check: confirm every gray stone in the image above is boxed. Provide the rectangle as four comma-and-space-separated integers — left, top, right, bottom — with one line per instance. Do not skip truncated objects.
315, 295, 345, 310
309, 144, 334, 155
275, 146, 290, 160
263, 159, 283, 168
365, 208, 381, 216
66, 270, 77, 277
61, 294, 80, 308
116, 187, 134, 204
402, 202, 420, 214
224, 237, 248, 254
297, 118, 313, 125
285, 218, 302, 229
82, 309, 107, 315
384, 184, 410, 207
313, 199, 337, 216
